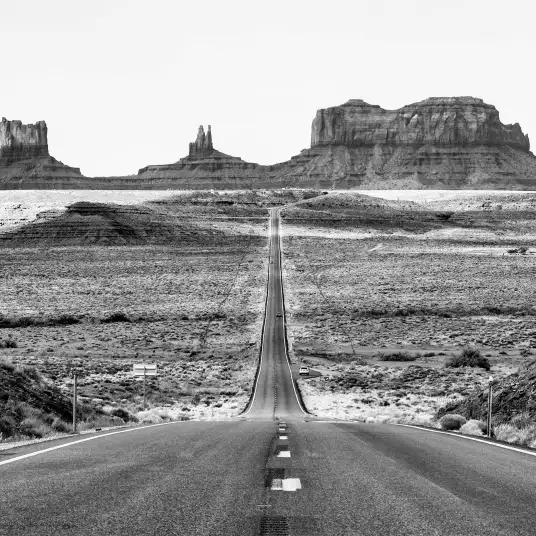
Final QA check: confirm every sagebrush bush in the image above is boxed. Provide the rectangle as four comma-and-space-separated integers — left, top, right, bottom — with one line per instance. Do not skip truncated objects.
111, 407, 137, 422
51, 417, 71, 433
101, 312, 131, 324
439, 413, 467, 431
0, 337, 18, 348
19, 417, 51, 438
459, 419, 487, 436
445, 348, 491, 371
0, 358, 16, 372
378, 351, 418, 362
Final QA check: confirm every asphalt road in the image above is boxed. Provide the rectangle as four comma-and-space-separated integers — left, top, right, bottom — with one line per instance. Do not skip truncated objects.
2, 210, 536, 535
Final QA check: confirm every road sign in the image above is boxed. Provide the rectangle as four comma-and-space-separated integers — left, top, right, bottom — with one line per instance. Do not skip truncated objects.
133, 364, 158, 376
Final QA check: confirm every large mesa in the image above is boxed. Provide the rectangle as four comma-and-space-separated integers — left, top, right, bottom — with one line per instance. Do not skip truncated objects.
310, 97, 530, 151
272, 96, 536, 189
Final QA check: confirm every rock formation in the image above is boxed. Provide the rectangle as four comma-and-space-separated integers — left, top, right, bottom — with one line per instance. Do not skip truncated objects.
0, 118, 84, 188
137, 125, 261, 187
135, 98, 536, 190
271, 97, 536, 189
3, 97, 536, 189
189, 125, 214, 156
0, 118, 49, 165
310, 98, 530, 151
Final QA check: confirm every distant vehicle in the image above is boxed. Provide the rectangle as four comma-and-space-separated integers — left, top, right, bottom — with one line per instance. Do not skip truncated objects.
276, 312, 282, 317
299, 366, 309, 375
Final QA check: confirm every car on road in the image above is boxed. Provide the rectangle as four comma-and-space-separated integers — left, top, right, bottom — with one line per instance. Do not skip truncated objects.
299, 366, 309, 375
276, 312, 282, 317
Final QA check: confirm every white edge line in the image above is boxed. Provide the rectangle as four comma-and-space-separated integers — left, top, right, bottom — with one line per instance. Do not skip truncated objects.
0, 420, 186, 467
277, 209, 308, 416
310, 421, 536, 458
397, 424, 536, 458
241, 210, 273, 417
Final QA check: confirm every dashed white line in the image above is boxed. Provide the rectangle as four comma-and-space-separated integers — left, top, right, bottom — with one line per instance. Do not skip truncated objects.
279, 435, 288, 440
277, 451, 291, 458
271, 478, 301, 491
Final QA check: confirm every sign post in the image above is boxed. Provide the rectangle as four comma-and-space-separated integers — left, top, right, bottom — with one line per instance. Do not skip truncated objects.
72, 372, 78, 434
487, 376, 493, 438
133, 364, 158, 411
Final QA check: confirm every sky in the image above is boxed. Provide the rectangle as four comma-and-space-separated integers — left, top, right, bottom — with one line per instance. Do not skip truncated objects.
1, 0, 534, 177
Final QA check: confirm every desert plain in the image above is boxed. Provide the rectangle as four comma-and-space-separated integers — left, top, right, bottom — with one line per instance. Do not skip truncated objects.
1, 189, 536, 446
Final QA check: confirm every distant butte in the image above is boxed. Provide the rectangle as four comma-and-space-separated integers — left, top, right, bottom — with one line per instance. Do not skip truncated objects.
0, 117, 83, 188
2, 96, 536, 189
137, 125, 257, 180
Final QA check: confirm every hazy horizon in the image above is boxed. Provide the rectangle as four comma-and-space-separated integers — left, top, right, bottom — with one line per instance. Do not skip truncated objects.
2, 0, 534, 177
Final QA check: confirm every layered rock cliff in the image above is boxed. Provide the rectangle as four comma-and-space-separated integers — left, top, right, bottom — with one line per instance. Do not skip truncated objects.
311, 97, 530, 151
0, 118, 49, 165
0, 118, 84, 188
272, 97, 536, 189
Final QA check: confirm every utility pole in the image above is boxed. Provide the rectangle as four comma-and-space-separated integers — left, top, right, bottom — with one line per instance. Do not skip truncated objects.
72, 372, 78, 434
487, 376, 493, 438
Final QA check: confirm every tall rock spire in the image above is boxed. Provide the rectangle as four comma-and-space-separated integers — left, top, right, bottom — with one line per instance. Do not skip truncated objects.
188, 125, 214, 156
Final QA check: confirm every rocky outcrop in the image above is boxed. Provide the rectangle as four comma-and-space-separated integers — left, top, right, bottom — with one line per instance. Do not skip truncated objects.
0, 118, 84, 188
137, 125, 262, 187
311, 97, 530, 151
0, 118, 49, 165
189, 125, 214, 156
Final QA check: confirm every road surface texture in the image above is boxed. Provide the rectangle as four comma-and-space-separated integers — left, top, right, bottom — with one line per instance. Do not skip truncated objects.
2, 209, 536, 536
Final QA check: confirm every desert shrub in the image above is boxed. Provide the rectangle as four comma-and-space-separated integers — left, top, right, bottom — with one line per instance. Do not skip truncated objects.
495, 423, 536, 447
378, 351, 418, 362
0, 314, 79, 328
0, 337, 17, 348
0, 358, 16, 372
53, 314, 80, 326
19, 417, 51, 438
510, 412, 535, 428
51, 418, 72, 433
15, 364, 40, 381
445, 348, 490, 371
459, 419, 486, 436
507, 247, 529, 254
436, 212, 454, 221
439, 413, 467, 431
101, 312, 131, 324
0, 414, 17, 437
111, 407, 137, 422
